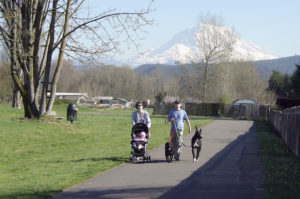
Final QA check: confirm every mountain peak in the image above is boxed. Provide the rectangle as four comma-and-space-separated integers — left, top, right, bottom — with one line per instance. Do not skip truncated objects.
127, 26, 278, 67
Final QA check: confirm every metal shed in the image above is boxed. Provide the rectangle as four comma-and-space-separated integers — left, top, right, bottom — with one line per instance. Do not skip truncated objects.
232, 99, 259, 118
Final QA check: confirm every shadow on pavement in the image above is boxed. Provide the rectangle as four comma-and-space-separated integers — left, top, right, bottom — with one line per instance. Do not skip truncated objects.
157, 123, 265, 199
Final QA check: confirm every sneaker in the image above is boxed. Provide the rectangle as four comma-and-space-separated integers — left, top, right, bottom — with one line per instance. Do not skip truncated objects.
175, 157, 180, 161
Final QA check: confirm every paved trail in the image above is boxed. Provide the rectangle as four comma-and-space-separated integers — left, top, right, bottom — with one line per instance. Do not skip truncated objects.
52, 120, 265, 199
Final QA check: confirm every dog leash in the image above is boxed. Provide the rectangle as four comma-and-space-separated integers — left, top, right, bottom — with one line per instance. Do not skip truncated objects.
168, 127, 175, 143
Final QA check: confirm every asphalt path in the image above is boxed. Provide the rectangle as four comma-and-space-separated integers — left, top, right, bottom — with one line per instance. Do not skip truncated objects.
52, 120, 265, 199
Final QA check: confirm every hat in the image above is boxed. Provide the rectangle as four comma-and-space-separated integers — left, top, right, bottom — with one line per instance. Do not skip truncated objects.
136, 101, 143, 108
174, 100, 181, 104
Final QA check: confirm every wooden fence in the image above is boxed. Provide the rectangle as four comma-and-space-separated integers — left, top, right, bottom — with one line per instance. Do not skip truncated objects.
269, 106, 300, 157
153, 102, 174, 115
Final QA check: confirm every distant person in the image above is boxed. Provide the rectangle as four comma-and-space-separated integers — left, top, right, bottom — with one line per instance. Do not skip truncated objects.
166, 100, 191, 161
132, 101, 151, 138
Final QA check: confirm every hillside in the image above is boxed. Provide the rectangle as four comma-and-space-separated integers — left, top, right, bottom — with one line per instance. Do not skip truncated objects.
134, 55, 300, 78
254, 55, 300, 77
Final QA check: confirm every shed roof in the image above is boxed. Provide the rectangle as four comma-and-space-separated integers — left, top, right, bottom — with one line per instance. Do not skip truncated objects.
233, 99, 259, 105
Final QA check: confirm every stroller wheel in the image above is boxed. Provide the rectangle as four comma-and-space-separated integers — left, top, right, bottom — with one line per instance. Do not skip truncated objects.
129, 157, 133, 163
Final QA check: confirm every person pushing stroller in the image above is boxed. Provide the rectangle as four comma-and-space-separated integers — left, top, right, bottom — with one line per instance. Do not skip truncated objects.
129, 101, 151, 163
131, 101, 151, 138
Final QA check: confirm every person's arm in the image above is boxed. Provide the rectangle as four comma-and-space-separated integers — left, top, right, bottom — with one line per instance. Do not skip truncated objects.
183, 111, 191, 133
165, 110, 174, 124
166, 112, 171, 124
131, 111, 136, 126
186, 119, 191, 134
145, 112, 151, 128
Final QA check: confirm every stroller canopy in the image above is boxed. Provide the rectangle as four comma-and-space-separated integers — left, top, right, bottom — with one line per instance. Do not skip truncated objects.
132, 123, 149, 136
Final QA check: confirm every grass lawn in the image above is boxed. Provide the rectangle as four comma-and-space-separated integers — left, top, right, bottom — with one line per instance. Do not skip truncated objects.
0, 104, 212, 199
256, 120, 300, 199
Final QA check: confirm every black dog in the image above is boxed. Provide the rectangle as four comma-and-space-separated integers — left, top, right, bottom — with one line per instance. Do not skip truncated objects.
191, 126, 203, 162
165, 142, 174, 163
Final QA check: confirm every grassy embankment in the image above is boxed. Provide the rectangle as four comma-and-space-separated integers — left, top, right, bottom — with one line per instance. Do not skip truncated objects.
0, 103, 212, 199
256, 120, 300, 199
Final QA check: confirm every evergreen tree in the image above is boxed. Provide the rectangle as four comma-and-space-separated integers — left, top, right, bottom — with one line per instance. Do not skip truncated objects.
268, 70, 293, 97
269, 70, 284, 96
292, 64, 300, 97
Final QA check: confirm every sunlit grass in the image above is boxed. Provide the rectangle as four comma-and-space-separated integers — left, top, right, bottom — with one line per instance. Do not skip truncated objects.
0, 104, 212, 199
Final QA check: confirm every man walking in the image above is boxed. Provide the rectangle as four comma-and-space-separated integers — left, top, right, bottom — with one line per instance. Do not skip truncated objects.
166, 100, 191, 161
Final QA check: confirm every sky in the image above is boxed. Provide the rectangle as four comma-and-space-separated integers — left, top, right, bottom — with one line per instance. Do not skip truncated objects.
88, 0, 300, 60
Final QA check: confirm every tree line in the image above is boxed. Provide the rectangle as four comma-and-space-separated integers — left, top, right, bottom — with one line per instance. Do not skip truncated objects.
53, 60, 277, 105
3, 57, 300, 107
57, 62, 157, 101
268, 64, 300, 98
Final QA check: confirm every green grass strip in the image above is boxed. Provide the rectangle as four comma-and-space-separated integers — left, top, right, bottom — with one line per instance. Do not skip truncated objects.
256, 120, 300, 199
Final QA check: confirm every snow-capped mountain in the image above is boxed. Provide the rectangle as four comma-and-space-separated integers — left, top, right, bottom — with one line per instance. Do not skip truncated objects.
126, 26, 277, 67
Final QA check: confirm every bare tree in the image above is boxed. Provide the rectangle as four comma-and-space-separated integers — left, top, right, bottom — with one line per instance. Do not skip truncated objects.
207, 62, 232, 102
202, 61, 276, 105
192, 13, 237, 103
0, 0, 153, 118
150, 68, 164, 95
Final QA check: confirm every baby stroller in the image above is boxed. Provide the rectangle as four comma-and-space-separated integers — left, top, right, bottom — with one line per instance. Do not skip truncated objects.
129, 123, 151, 163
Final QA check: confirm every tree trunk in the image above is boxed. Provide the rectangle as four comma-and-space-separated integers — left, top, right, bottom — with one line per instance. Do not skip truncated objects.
22, 94, 39, 119
47, 0, 71, 115
12, 88, 22, 109
40, 0, 58, 116
203, 58, 209, 103
12, 70, 22, 109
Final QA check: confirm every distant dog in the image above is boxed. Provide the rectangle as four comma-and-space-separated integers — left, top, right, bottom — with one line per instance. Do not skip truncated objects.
191, 126, 203, 162
165, 142, 174, 163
